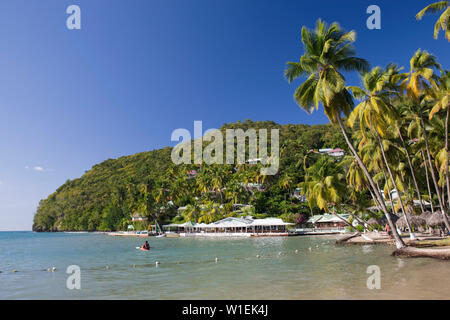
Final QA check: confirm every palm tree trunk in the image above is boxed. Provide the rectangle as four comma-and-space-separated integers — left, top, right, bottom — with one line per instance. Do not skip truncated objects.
419, 113, 450, 231
379, 170, 396, 217
330, 207, 359, 232
336, 114, 406, 248
377, 134, 417, 240
446, 107, 450, 209
422, 149, 435, 214
367, 182, 382, 212
398, 128, 425, 214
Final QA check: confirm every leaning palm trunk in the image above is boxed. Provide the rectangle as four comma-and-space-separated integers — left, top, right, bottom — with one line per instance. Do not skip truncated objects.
422, 149, 435, 214
376, 179, 397, 216
330, 208, 359, 232
446, 107, 450, 208
367, 182, 383, 212
419, 113, 450, 231
398, 128, 426, 214
336, 114, 406, 248
377, 135, 417, 240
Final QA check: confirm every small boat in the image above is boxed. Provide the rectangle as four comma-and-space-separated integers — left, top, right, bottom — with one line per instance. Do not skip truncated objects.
137, 230, 149, 237
155, 233, 166, 238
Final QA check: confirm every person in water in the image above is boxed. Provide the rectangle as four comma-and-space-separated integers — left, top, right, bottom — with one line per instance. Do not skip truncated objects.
142, 241, 150, 250
385, 223, 392, 240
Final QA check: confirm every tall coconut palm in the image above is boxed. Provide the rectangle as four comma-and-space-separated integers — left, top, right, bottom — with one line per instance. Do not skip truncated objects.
347, 66, 418, 239
182, 203, 201, 223
428, 71, 450, 208
405, 50, 450, 231
383, 64, 427, 215
392, 108, 426, 215
198, 201, 223, 224
420, 149, 436, 214
302, 156, 356, 230
416, 1, 450, 40
428, 116, 448, 202
285, 19, 407, 248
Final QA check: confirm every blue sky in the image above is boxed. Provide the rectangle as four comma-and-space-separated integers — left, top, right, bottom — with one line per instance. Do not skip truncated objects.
0, 0, 448, 230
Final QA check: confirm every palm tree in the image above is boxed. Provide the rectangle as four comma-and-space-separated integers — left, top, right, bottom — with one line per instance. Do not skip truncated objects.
405, 50, 450, 231
428, 71, 450, 207
416, 1, 450, 40
347, 66, 418, 239
182, 203, 201, 223
284, 19, 407, 248
392, 108, 426, 215
198, 201, 223, 224
420, 149, 436, 214
383, 64, 427, 215
224, 179, 246, 204
302, 156, 357, 231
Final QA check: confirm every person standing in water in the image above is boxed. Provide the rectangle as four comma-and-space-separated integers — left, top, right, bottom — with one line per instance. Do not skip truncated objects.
385, 224, 392, 240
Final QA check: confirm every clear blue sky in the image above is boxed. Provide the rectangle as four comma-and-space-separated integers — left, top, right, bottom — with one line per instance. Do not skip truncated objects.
0, 0, 448, 230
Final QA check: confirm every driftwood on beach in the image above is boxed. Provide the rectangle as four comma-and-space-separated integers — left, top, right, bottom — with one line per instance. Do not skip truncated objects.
335, 232, 361, 244
392, 246, 450, 260
335, 231, 450, 260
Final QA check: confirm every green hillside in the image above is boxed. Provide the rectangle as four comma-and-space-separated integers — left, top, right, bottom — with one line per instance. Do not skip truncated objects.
32, 120, 347, 231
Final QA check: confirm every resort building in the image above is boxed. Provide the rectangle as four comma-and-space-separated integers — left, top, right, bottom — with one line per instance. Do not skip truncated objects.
187, 170, 198, 179
309, 214, 349, 229
318, 148, 345, 157
131, 213, 147, 222
163, 216, 294, 237
242, 182, 263, 192
291, 187, 307, 202
246, 158, 262, 165
294, 214, 350, 235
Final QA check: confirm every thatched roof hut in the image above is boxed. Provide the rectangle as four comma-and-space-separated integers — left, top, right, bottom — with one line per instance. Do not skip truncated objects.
366, 218, 379, 226
396, 215, 426, 228
426, 211, 449, 227
419, 211, 432, 220
378, 214, 399, 225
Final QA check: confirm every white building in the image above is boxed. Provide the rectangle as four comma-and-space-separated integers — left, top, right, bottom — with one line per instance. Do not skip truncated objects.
246, 158, 262, 165
131, 213, 147, 222
291, 187, 307, 202
163, 217, 294, 237
319, 148, 345, 157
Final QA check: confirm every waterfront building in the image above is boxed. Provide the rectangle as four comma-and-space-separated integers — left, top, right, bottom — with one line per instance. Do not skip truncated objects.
163, 216, 294, 237
131, 212, 147, 222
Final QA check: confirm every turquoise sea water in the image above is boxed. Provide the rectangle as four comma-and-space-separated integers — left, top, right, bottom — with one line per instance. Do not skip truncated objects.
0, 232, 448, 299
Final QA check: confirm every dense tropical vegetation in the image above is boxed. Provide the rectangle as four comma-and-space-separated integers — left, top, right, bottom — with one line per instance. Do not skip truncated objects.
34, 3, 449, 253
32, 120, 346, 232
285, 8, 449, 249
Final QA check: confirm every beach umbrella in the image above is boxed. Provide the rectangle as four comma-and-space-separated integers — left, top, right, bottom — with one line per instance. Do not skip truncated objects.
395, 215, 426, 228
426, 211, 448, 227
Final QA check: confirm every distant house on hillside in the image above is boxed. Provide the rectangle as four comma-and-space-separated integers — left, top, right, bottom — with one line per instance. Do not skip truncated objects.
241, 182, 263, 192
291, 187, 307, 202
246, 158, 262, 165
319, 148, 345, 157
131, 212, 147, 222
187, 170, 198, 179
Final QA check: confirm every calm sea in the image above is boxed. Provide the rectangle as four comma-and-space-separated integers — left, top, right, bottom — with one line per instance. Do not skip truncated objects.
0, 232, 448, 299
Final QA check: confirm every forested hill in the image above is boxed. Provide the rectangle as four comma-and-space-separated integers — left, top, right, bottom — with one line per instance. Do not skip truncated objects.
32, 120, 347, 232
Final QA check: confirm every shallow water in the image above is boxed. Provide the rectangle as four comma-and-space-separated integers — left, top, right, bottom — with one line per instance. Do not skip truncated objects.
0, 232, 448, 299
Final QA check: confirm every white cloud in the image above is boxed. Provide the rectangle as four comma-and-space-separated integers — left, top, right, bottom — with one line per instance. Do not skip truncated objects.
25, 165, 46, 172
